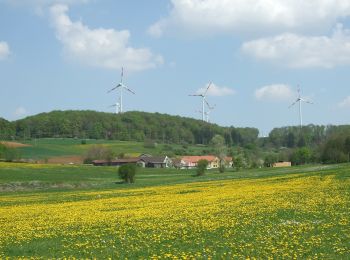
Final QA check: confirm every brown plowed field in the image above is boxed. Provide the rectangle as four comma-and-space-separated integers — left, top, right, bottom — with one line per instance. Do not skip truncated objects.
0, 141, 31, 148
43, 156, 84, 165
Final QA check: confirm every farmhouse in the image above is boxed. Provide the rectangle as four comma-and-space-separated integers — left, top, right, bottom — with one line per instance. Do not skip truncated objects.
180, 155, 220, 169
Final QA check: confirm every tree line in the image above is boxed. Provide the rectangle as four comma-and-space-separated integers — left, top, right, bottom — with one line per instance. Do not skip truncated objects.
0, 110, 259, 146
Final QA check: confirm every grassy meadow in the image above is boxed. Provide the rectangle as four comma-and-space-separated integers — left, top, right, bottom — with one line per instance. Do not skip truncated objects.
0, 162, 349, 258
15, 138, 207, 160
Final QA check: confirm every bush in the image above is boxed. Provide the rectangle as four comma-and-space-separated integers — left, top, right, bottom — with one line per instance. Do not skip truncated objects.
196, 159, 208, 176
118, 164, 137, 183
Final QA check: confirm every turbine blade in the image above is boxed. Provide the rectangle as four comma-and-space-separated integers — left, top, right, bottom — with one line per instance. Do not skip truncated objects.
107, 84, 122, 93
288, 100, 298, 108
189, 94, 202, 97
204, 82, 212, 96
124, 86, 135, 94
205, 99, 214, 109
121, 67, 124, 83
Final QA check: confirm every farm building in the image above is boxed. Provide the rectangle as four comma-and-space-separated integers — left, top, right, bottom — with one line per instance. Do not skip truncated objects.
272, 161, 292, 168
92, 158, 140, 166
92, 155, 172, 168
139, 156, 172, 168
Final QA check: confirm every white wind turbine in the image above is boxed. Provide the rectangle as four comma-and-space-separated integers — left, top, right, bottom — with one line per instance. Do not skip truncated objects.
108, 67, 135, 113
289, 87, 313, 128
109, 102, 120, 114
189, 82, 212, 122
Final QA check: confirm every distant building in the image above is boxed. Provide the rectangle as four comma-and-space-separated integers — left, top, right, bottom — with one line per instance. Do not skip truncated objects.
180, 155, 219, 169
139, 156, 172, 168
272, 161, 292, 168
92, 155, 172, 168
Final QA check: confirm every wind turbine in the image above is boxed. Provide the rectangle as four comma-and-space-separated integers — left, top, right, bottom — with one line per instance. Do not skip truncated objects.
189, 82, 212, 122
108, 67, 135, 113
109, 102, 120, 114
289, 87, 313, 128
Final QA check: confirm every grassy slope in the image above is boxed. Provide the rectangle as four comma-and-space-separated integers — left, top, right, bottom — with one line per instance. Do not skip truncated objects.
16, 138, 207, 159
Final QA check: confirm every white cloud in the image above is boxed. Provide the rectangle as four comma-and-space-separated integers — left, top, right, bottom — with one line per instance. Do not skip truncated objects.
14, 107, 28, 118
50, 4, 163, 72
0, 41, 10, 60
242, 24, 350, 68
148, 0, 350, 37
338, 96, 350, 108
255, 84, 294, 101
196, 83, 235, 97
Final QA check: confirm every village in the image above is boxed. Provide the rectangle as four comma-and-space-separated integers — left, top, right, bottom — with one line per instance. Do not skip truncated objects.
92, 154, 234, 169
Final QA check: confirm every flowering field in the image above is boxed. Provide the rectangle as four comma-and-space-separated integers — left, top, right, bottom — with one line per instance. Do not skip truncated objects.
0, 165, 350, 258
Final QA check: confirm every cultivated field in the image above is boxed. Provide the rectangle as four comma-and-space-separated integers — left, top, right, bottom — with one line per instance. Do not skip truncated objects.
0, 163, 349, 258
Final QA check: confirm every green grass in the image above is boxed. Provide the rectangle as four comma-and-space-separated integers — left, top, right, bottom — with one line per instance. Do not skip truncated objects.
0, 162, 347, 194
14, 138, 208, 159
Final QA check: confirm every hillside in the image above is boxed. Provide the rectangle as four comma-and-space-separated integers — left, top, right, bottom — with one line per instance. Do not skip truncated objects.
8, 110, 259, 146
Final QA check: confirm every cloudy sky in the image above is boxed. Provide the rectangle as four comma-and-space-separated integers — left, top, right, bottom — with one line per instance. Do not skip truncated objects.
1, 0, 350, 134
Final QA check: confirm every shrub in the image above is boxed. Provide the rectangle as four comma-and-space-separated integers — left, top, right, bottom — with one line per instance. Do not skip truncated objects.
196, 159, 208, 176
118, 164, 137, 183
219, 163, 225, 173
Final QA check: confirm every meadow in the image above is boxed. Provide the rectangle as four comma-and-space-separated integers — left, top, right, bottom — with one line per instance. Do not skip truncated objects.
16, 138, 208, 160
0, 162, 349, 258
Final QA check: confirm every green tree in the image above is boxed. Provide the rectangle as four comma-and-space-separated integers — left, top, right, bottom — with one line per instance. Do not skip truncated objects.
196, 159, 208, 176
291, 147, 312, 165
118, 164, 137, 183
210, 135, 227, 173
345, 136, 350, 162
264, 153, 278, 167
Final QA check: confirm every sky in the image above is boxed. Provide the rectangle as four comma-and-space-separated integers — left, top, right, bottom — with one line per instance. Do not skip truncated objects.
1, 0, 350, 135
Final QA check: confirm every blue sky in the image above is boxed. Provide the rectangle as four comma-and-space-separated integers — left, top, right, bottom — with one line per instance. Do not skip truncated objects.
1, 0, 350, 135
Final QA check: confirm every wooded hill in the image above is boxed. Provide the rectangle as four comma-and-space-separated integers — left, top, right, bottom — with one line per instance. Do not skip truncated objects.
0, 110, 259, 146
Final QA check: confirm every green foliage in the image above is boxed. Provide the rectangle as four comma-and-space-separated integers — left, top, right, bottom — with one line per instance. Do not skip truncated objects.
84, 145, 115, 164
321, 134, 350, 164
291, 147, 312, 165
118, 164, 137, 183
81, 139, 87, 145
196, 159, 208, 176
8, 110, 258, 146
264, 153, 278, 167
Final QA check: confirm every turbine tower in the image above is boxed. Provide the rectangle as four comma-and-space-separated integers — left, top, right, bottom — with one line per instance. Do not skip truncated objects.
108, 67, 135, 113
189, 82, 212, 122
289, 87, 313, 128
205, 100, 216, 123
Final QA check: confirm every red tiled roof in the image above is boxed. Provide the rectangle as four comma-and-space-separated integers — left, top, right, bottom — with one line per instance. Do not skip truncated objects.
181, 155, 218, 163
